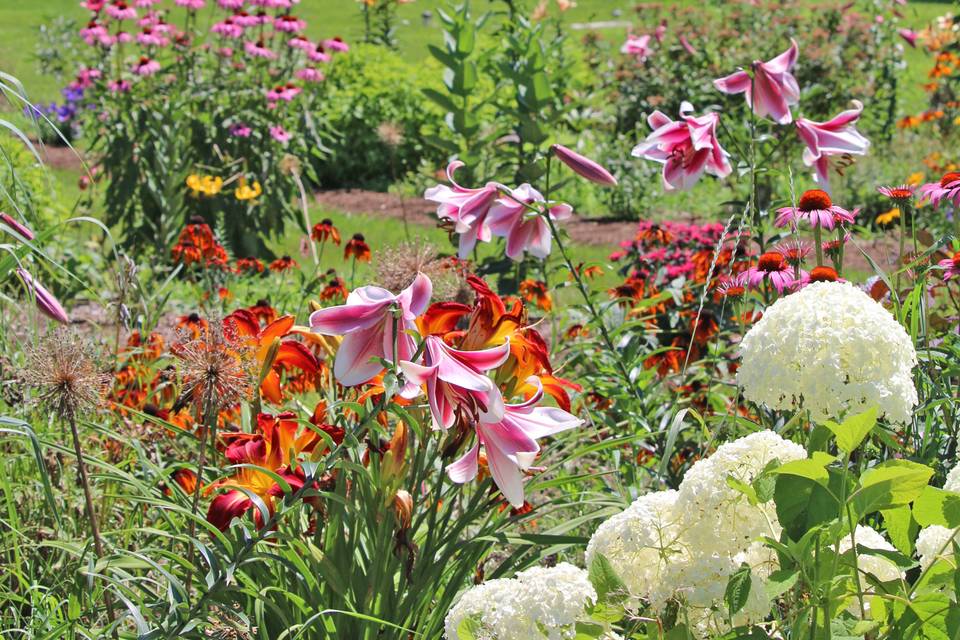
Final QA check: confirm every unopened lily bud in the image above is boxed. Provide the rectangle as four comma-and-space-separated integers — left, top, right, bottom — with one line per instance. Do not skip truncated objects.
257, 337, 282, 386
17, 268, 69, 324
393, 489, 413, 530
551, 144, 618, 187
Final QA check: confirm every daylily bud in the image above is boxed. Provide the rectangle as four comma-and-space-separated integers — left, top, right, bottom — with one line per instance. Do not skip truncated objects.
0, 212, 34, 241
392, 489, 413, 530
258, 337, 282, 387
550, 144, 618, 187
309, 300, 322, 313
381, 421, 408, 483
17, 268, 69, 324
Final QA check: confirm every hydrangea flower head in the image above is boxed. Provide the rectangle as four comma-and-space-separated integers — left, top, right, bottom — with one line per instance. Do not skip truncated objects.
737, 281, 918, 424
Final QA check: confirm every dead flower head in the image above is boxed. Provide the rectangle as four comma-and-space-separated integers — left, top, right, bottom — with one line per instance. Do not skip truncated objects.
173, 317, 255, 417
24, 328, 110, 419
374, 239, 470, 302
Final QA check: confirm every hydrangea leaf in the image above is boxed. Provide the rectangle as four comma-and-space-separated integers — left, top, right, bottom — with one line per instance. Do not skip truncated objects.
852, 460, 933, 516
724, 562, 752, 616
912, 485, 960, 528
821, 406, 878, 453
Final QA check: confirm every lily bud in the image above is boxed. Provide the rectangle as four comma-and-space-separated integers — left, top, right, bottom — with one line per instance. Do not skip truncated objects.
551, 144, 618, 187
17, 268, 69, 324
257, 337, 282, 387
0, 212, 34, 241
392, 489, 413, 530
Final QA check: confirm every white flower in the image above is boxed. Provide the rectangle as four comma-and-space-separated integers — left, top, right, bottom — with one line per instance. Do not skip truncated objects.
945, 463, 960, 493
585, 490, 684, 606
676, 431, 807, 560
916, 525, 959, 570
444, 563, 596, 640
737, 281, 918, 424
839, 525, 904, 584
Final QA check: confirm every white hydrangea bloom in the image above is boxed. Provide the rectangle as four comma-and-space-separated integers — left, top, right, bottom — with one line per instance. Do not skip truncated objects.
676, 431, 807, 559
444, 563, 596, 640
944, 463, 960, 493
737, 281, 918, 424
585, 490, 684, 605
916, 525, 960, 570
839, 525, 904, 583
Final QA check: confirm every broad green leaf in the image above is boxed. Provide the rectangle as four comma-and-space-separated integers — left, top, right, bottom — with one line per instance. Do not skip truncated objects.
822, 406, 878, 453
588, 553, 628, 606
727, 475, 759, 506
457, 616, 481, 640
774, 457, 831, 484
913, 486, 960, 528
775, 470, 841, 541
725, 563, 752, 616
852, 460, 933, 515
881, 505, 919, 555
764, 568, 799, 600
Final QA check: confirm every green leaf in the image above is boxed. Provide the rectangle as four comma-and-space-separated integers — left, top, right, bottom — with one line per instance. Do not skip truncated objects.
774, 470, 841, 541
764, 568, 799, 600
724, 563, 752, 616
913, 485, 960, 528
727, 475, 759, 506
852, 460, 933, 516
422, 88, 458, 113
457, 616, 481, 640
588, 553, 628, 606
573, 621, 607, 639
881, 505, 919, 555
822, 406, 878, 453
774, 457, 832, 484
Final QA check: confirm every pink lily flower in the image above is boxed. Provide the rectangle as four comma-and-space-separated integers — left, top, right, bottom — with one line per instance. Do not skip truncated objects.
400, 336, 510, 430
309, 273, 432, 386
632, 102, 732, 192
17, 268, 69, 324
447, 377, 583, 507
795, 100, 870, 191
487, 184, 573, 261
898, 28, 919, 48
424, 161, 502, 258
620, 34, 653, 62
714, 39, 800, 125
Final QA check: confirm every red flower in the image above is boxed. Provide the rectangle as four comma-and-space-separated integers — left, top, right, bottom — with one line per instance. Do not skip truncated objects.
343, 233, 371, 262
311, 218, 341, 245
269, 255, 299, 272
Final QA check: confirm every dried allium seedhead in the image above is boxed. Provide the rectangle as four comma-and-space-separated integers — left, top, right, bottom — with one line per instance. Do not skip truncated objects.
173, 317, 255, 416
24, 329, 109, 418
376, 121, 404, 148
374, 239, 469, 301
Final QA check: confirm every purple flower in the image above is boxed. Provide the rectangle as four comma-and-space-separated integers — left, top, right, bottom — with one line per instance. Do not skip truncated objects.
269, 125, 291, 143
17, 268, 69, 324
229, 123, 252, 138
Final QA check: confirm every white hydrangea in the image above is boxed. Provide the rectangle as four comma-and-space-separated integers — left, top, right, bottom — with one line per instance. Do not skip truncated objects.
444, 563, 596, 640
585, 490, 684, 605
945, 464, 960, 493
737, 281, 918, 424
838, 525, 904, 584
916, 525, 960, 570
676, 431, 807, 559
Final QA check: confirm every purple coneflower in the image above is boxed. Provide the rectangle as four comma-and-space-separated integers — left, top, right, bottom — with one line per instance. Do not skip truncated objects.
106, 1, 138, 21
323, 37, 349, 53
270, 125, 291, 144
133, 56, 161, 76
308, 45, 331, 63
877, 184, 915, 203
174, 0, 205, 9
288, 35, 312, 50
211, 18, 243, 39
919, 172, 960, 209
938, 251, 960, 280
775, 189, 856, 230
244, 39, 277, 59
274, 15, 306, 33
296, 67, 325, 83
745, 251, 794, 293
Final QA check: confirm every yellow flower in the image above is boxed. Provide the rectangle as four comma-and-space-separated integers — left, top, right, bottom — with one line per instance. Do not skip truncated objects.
907, 172, 926, 187
234, 177, 263, 201
186, 174, 223, 197
876, 207, 901, 226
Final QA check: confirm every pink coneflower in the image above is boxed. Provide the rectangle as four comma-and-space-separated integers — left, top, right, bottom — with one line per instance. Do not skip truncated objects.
265, 83, 301, 102
244, 39, 276, 59
81, 21, 108, 46
308, 45, 331, 63
174, 0, 205, 9
254, 10, 273, 25
773, 239, 812, 265
270, 125, 291, 143
288, 35, 312, 50
877, 184, 915, 203
108, 78, 131, 92
919, 172, 960, 209
233, 11, 260, 27
715, 274, 746, 298
323, 37, 349, 53
822, 233, 850, 260
938, 251, 960, 280
152, 18, 174, 34
135, 0, 160, 7
81, 0, 106, 10
274, 14, 306, 33
106, 1, 137, 20
229, 123, 252, 137
745, 251, 794, 293
250, 0, 292, 6
137, 27, 169, 46
133, 55, 161, 75
217, 0, 245, 7
295, 67, 325, 83
75, 67, 103, 87
211, 18, 243, 38
217, 46, 235, 57
775, 189, 855, 230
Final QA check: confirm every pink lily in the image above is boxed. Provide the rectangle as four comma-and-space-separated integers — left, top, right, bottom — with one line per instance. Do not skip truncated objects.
551, 144, 617, 186
447, 377, 583, 507
632, 102, 732, 192
309, 273, 432, 386
1, 212, 34, 241
620, 34, 652, 62
487, 184, 572, 261
795, 100, 870, 191
424, 161, 502, 258
714, 39, 800, 124
898, 28, 919, 48
17, 267, 69, 324
400, 336, 510, 430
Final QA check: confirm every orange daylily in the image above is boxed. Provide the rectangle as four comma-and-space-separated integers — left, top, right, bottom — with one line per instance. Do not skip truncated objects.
227, 310, 321, 404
